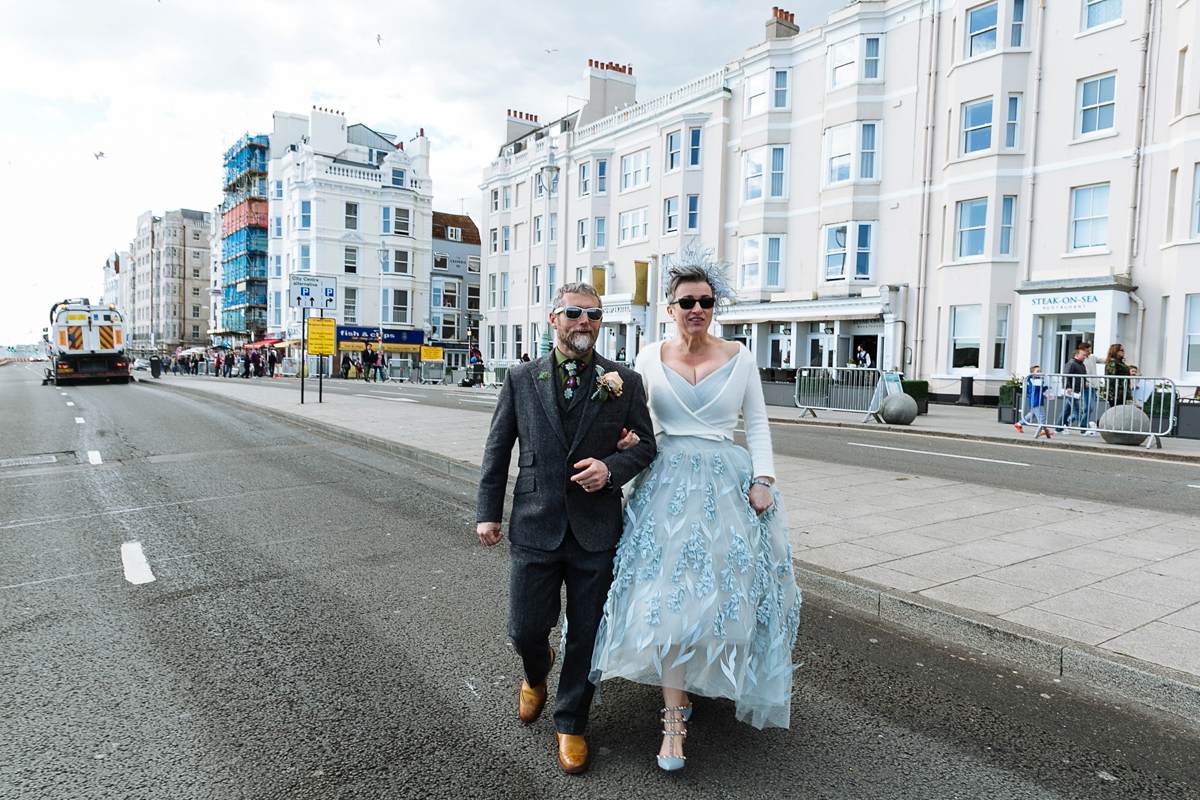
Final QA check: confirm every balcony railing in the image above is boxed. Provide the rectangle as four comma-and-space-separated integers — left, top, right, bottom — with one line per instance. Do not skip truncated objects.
574, 68, 728, 144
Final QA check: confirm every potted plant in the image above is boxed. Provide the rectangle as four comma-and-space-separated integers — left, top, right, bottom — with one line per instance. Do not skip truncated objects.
901, 380, 929, 415
997, 375, 1022, 424
1144, 389, 1177, 436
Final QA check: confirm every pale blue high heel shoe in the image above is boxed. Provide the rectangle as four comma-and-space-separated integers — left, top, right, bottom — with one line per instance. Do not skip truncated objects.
657, 706, 688, 771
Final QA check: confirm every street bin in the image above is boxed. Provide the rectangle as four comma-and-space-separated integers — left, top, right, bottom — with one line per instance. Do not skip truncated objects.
149, 356, 162, 379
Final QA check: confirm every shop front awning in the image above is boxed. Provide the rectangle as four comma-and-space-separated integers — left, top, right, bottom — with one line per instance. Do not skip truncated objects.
717, 294, 887, 325
243, 338, 281, 349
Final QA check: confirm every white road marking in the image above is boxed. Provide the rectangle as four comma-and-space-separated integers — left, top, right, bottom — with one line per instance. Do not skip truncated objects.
457, 398, 498, 405
848, 442, 1030, 467
1, 484, 325, 531
87, 451, 102, 465
66, 402, 75, 406
1189, 485, 1200, 489
353, 394, 416, 403
74, 417, 85, 424
120, 542, 156, 585
60, 392, 68, 396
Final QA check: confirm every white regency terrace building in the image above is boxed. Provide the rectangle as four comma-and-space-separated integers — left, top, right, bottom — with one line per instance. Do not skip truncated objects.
481, 0, 1200, 398
267, 109, 434, 353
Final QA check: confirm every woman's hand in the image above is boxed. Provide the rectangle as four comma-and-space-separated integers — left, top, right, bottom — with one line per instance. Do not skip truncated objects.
748, 481, 774, 514
616, 428, 640, 452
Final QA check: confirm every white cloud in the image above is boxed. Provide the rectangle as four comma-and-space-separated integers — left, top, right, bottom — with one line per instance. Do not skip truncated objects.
0, 0, 847, 343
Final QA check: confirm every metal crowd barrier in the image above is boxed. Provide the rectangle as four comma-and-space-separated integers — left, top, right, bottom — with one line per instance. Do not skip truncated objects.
388, 360, 413, 383
419, 362, 446, 385
794, 366, 885, 423
1018, 372, 1176, 449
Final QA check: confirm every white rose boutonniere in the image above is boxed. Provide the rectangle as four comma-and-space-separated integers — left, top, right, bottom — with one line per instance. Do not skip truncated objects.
591, 368, 624, 402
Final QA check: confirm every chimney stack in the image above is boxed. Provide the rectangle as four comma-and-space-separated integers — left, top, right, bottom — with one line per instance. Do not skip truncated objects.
766, 6, 799, 39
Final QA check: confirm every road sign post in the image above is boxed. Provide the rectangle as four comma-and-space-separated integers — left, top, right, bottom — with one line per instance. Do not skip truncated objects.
292, 276, 337, 404
308, 316, 335, 403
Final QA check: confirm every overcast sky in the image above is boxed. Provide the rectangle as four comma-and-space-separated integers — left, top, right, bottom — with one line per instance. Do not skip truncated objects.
0, 0, 847, 345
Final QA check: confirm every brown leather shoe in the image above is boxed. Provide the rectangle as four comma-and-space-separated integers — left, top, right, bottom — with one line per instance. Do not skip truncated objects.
556, 732, 589, 773
517, 649, 555, 724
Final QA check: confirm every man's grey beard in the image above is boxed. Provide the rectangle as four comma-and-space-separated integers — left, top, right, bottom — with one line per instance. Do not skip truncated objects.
558, 329, 597, 356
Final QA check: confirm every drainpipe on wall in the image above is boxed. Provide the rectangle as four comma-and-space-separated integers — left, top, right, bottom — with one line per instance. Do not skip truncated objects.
1125, 0, 1157, 366
1022, 0, 1048, 285
913, 0, 941, 380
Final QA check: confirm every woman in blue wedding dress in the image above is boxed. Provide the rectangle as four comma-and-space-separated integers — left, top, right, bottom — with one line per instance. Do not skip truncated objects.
590, 254, 801, 771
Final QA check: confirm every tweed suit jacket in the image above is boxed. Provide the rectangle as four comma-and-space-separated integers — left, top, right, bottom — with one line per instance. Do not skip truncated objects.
476, 351, 657, 553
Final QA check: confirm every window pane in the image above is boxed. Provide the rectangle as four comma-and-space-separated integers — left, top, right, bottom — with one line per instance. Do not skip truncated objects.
1087, 0, 1122, 28
770, 147, 785, 195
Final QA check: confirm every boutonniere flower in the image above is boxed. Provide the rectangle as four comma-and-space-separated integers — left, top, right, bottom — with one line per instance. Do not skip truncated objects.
538, 371, 550, 381
591, 368, 624, 402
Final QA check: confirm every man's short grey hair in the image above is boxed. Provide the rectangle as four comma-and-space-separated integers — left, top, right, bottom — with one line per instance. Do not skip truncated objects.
661, 243, 734, 305
550, 282, 601, 311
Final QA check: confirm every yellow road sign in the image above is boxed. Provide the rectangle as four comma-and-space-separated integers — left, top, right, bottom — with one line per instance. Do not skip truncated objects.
420, 346, 444, 362
307, 317, 336, 355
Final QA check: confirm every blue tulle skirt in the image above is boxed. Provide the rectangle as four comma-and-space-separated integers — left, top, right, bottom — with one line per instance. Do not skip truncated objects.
589, 435, 801, 729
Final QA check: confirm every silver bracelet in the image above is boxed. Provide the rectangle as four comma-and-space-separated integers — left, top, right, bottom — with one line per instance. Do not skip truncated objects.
751, 478, 773, 488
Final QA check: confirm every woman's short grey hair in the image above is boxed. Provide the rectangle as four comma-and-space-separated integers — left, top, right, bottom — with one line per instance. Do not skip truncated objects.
550, 282, 601, 311
661, 243, 734, 305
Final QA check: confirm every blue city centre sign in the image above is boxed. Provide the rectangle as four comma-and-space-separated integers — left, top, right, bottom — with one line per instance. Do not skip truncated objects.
336, 325, 424, 353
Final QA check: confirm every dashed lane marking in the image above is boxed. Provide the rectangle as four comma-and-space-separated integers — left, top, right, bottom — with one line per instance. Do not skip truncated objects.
352, 394, 416, 403
66, 402, 75, 406
88, 451, 102, 465
74, 418, 85, 424
848, 442, 1031, 467
120, 542, 156, 585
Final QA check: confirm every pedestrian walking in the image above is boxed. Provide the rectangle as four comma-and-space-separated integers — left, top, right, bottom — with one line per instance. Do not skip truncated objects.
373, 350, 386, 382
362, 346, 377, 382
341, 352, 352, 379
268, 348, 278, 378
1103, 343, 1131, 406
1014, 366, 1052, 438
1055, 349, 1088, 433
1080, 341, 1101, 435
590, 255, 801, 771
476, 282, 657, 774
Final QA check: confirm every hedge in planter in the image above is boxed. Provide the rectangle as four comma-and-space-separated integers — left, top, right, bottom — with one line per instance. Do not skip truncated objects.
901, 380, 929, 415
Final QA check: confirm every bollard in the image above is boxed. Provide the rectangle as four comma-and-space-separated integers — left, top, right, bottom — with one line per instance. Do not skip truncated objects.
956, 375, 974, 406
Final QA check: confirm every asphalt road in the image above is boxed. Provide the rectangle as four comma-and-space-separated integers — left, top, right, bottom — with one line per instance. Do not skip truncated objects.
2, 364, 1197, 799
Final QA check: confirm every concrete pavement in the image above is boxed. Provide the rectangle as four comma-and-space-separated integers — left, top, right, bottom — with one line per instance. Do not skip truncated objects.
140, 372, 1200, 722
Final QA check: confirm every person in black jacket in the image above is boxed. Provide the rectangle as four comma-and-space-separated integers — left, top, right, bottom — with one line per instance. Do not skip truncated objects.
1056, 348, 1088, 433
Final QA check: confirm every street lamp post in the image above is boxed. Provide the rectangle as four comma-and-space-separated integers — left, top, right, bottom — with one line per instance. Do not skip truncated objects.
379, 243, 387, 379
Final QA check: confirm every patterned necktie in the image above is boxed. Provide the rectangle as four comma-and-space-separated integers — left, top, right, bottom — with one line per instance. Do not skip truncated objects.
562, 359, 580, 401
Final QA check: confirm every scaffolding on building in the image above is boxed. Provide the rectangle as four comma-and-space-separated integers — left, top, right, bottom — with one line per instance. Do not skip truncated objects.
219, 133, 269, 341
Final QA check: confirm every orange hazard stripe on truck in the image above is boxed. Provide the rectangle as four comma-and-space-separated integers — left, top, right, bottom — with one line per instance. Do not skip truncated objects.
68, 326, 83, 350
98, 325, 114, 350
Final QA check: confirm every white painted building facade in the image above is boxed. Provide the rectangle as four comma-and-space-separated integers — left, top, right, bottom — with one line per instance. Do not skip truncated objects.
267, 109, 434, 356
482, 0, 1200, 397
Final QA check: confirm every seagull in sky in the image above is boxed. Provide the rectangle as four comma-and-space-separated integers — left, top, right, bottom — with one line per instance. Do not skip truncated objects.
377, 34, 382, 45
94, 151, 105, 160
545, 48, 558, 54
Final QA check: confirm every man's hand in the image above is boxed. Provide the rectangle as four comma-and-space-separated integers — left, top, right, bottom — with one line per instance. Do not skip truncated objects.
477, 521, 503, 546
571, 458, 610, 493
616, 427, 640, 452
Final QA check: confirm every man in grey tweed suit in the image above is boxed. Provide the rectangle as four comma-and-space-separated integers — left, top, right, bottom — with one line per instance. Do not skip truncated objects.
476, 283, 656, 773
